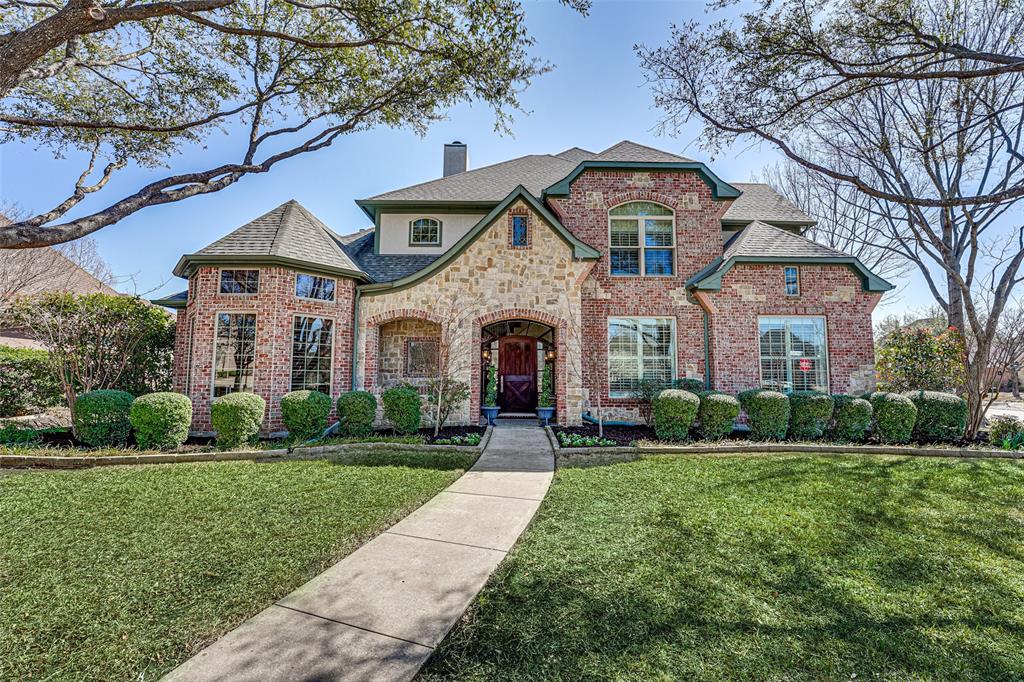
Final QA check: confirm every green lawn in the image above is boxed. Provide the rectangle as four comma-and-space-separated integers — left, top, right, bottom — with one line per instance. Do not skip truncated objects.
422, 455, 1024, 681
0, 452, 473, 681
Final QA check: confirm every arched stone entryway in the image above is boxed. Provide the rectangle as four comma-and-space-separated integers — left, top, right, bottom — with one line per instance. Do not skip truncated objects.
362, 308, 441, 394
472, 309, 569, 425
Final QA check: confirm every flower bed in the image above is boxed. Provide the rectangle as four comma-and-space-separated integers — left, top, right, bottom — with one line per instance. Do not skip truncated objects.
553, 424, 656, 447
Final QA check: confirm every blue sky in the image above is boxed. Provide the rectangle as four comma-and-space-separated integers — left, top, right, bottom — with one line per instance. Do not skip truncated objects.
1, 0, 929, 314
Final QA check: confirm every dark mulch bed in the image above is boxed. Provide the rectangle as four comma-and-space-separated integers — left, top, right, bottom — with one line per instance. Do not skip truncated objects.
554, 424, 657, 446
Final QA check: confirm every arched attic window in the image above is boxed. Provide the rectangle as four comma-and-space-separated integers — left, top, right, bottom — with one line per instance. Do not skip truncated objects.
409, 217, 442, 246
608, 201, 675, 276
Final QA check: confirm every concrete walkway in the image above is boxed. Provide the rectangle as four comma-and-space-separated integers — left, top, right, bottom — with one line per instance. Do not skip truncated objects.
163, 423, 554, 682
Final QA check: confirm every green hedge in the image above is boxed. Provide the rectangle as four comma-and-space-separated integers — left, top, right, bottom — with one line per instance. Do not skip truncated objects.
211, 392, 265, 449
672, 378, 705, 393
869, 392, 917, 444
788, 391, 835, 440
738, 389, 790, 440
695, 391, 740, 440
653, 389, 699, 441
382, 386, 421, 434
0, 347, 62, 417
129, 392, 192, 449
905, 390, 967, 443
829, 395, 872, 442
74, 390, 135, 447
337, 391, 376, 437
280, 390, 331, 441
988, 415, 1023, 446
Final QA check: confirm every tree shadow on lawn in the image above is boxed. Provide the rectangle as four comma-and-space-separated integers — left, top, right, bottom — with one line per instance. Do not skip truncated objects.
421, 456, 1024, 681
318, 450, 478, 471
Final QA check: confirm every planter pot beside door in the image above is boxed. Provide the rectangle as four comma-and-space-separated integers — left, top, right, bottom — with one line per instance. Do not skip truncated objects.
482, 406, 500, 425
536, 406, 555, 426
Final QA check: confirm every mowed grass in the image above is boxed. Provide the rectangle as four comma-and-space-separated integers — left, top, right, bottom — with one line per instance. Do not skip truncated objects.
422, 455, 1024, 681
0, 452, 473, 681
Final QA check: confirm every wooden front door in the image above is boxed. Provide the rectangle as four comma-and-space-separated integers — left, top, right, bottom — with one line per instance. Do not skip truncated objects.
499, 336, 537, 412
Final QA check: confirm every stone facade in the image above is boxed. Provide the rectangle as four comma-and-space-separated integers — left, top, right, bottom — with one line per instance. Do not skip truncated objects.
172, 266, 355, 433
549, 169, 732, 421
377, 318, 440, 391
696, 263, 882, 395
358, 199, 591, 425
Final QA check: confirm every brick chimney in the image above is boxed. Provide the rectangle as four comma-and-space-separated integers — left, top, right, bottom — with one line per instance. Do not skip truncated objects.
443, 141, 468, 177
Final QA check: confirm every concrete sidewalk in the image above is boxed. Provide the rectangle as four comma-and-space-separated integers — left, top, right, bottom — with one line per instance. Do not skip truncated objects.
163, 424, 553, 682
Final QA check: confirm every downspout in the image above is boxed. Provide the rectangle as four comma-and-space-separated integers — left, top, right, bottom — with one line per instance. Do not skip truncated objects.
351, 286, 361, 390
703, 309, 711, 390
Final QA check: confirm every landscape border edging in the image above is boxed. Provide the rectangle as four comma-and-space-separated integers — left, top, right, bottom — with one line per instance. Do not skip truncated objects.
548, 432, 1024, 468
0, 428, 490, 470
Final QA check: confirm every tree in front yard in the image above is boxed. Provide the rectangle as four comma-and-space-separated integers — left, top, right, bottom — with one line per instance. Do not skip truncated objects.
1, 0, 589, 248
639, 0, 1024, 437
4, 293, 175, 422
876, 326, 966, 394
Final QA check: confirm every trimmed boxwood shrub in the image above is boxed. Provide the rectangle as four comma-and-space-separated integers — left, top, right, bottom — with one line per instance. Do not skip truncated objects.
382, 385, 421, 434
787, 391, 835, 440
129, 392, 192, 449
211, 392, 265, 449
828, 395, 873, 442
905, 390, 967, 443
988, 415, 1024, 446
74, 389, 135, 447
672, 378, 705, 393
0, 347, 63, 417
869, 392, 917, 444
280, 390, 331, 441
738, 389, 790, 441
695, 391, 740, 441
653, 389, 699, 441
337, 390, 376, 437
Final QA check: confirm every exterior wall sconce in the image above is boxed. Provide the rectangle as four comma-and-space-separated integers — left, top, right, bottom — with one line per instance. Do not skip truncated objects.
482, 348, 491, 361
545, 349, 556, 361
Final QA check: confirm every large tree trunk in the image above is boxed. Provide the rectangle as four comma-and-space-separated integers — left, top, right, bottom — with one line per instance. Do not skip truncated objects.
964, 340, 992, 440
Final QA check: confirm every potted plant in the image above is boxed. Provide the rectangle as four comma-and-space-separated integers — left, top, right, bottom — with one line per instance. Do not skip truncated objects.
481, 363, 500, 425
536, 364, 555, 425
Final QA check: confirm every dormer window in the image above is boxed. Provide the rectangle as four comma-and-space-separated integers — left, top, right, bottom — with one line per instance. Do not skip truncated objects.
409, 218, 442, 246
609, 201, 675, 276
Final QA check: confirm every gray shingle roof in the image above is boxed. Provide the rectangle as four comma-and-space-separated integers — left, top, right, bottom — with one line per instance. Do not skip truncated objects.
188, 200, 364, 275
723, 220, 848, 260
364, 140, 696, 203
342, 231, 441, 283
723, 183, 814, 226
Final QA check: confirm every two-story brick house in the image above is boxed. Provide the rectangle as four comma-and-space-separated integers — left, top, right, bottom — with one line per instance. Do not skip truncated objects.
155, 140, 891, 433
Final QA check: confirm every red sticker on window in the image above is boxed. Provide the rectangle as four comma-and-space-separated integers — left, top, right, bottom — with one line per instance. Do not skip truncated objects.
798, 358, 812, 372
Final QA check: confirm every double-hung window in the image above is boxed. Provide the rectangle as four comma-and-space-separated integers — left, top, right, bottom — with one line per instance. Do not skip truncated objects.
213, 313, 257, 396
608, 317, 676, 397
295, 273, 336, 301
609, 202, 675, 276
291, 316, 334, 393
759, 316, 828, 392
409, 218, 441, 246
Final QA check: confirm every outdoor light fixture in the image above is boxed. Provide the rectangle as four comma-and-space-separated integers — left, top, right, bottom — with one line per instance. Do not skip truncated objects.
482, 348, 491, 361
545, 349, 556, 361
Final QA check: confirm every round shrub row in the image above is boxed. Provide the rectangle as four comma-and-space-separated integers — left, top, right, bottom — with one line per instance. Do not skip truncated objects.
869, 392, 917, 444
738, 389, 790, 441
696, 391, 740, 441
130, 392, 192, 449
337, 390, 376, 437
905, 390, 967, 443
788, 391, 835, 440
381, 385, 421, 435
653, 389, 699, 441
74, 390, 135, 447
211, 392, 266, 449
829, 395, 872, 442
280, 390, 331, 442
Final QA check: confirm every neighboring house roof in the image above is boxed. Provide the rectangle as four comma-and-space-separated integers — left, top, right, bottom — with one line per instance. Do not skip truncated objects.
722, 183, 815, 227
151, 290, 188, 309
687, 221, 893, 293
172, 200, 367, 280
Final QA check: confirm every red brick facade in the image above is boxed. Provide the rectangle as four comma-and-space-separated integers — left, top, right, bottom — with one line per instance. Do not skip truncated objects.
172, 266, 355, 433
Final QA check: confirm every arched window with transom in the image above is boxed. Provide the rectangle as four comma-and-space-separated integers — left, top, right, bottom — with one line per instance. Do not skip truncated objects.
608, 201, 675, 276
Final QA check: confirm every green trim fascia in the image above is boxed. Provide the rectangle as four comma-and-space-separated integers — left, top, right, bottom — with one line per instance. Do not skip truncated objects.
356, 199, 498, 221
686, 256, 894, 293
151, 295, 187, 309
543, 161, 742, 200
173, 254, 370, 283
721, 219, 815, 230
359, 186, 600, 296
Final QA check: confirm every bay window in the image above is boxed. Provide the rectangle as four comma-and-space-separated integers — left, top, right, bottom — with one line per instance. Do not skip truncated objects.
213, 313, 257, 396
608, 317, 676, 397
758, 316, 828, 392
292, 316, 334, 393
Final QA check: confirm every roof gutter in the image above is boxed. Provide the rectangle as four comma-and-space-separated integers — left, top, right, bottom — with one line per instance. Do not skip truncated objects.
686, 255, 895, 293
543, 161, 742, 200
173, 254, 370, 283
